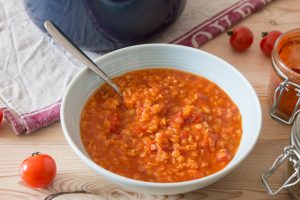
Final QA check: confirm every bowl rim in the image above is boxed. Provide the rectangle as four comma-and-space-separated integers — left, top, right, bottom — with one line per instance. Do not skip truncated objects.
60, 43, 262, 187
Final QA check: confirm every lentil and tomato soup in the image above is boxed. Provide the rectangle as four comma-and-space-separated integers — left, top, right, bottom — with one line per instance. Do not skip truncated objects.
80, 69, 242, 183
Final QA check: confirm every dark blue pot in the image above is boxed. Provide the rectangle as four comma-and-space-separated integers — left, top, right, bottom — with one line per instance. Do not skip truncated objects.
23, 0, 186, 52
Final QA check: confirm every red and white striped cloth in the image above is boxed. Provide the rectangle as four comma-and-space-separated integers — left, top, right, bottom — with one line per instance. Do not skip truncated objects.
0, 0, 273, 134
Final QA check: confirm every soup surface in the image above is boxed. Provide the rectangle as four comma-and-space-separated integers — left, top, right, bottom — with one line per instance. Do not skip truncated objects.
80, 69, 242, 182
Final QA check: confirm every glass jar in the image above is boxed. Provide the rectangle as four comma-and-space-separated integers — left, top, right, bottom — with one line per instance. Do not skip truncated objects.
268, 28, 300, 124
262, 113, 300, 198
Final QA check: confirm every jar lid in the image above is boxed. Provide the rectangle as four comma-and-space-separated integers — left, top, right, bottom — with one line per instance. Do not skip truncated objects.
262, 114, 300, 196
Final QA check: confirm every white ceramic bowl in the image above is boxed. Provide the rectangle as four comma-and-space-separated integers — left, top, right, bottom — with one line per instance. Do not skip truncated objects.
61, 44, 262, 195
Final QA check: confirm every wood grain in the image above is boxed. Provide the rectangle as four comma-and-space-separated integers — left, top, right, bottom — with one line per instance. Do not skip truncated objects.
1, 0, 300, 199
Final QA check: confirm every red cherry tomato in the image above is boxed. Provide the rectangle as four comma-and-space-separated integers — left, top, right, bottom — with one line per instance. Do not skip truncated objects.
228, 26, 254, 52
260, 31, 282, 57
20, 152, 56, 188
0, 111, 3, 124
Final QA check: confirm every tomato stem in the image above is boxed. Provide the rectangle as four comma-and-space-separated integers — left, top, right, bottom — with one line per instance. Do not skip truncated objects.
227, 30, 233, 36
262, 32, 268, 38
31, 152, 40, 157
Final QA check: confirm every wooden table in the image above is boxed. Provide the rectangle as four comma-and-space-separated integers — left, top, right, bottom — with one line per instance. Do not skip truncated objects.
1, 0, 300, 199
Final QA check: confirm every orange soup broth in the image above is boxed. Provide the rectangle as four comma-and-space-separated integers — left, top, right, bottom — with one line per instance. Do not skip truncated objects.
80, 69, 242, 183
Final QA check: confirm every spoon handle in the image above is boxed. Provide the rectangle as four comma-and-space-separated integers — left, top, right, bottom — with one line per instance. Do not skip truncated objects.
44, 20, 123, 98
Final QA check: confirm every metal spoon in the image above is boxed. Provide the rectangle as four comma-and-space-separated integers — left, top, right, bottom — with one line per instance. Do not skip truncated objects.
44, 20, 123, 98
